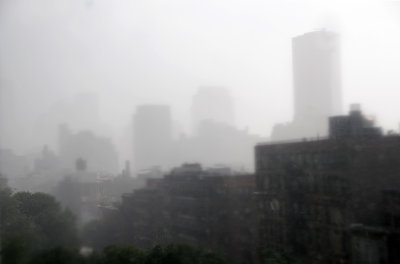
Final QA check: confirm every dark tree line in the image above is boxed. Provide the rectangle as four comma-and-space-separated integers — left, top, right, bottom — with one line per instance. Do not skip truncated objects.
26, 244, 300, 264
0, 181, 297, 264
0, 187, 228, 264
29, 244, 228, 264
0, 188, 79, 264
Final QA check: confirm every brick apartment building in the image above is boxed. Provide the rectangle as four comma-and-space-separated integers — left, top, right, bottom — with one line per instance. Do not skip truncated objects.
255, 107, 400, 264
119, 164, 256, 263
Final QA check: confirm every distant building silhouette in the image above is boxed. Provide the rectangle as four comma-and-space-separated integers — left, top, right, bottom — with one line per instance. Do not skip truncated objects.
133, 105, 173, 171
293, 30, 342, 123
58, 124, 118, 173
0, 148, 29, 182
132, 94, 261, 172
75, 157, 87, 172
272, 30, 342, 140
33, 145, 60, 172
33, 92, 108, 152
191, 86, 235, 134
175, 120, 261, 171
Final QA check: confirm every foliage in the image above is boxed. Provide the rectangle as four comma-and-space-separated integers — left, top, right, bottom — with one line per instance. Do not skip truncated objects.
26, 244, 228, 264
14, 192, 79, 249
258, 248, 300, 264
0, 187, 298, 264
0, 190, 79, 264
101, 245, 146, 264
82, 217, 126, 250
28, 247, 81, 264
145, 244, 227, 264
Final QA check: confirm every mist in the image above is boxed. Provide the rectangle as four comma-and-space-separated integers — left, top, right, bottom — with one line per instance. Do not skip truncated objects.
1, 0, 399, 159
1, 1, 400, 263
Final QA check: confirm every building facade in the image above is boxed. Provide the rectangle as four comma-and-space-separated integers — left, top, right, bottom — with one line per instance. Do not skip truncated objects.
256, 109, 400, 263
118, 164, 256, 263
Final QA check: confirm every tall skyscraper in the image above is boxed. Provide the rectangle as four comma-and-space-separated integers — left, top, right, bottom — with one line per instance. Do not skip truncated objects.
133, 105, 172, 171
191, 86, 235, 134
292, 30, 342, 135
272, 30, 343, 140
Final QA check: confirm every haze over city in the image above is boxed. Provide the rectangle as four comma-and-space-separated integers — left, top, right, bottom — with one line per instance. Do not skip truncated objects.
2, 1, 400, 264
1, 0, 400, 160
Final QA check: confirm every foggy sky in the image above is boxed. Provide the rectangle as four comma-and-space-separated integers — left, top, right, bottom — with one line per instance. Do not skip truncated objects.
1, 0, 400, 156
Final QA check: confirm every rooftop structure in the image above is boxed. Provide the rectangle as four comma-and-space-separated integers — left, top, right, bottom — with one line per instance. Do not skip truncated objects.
256, 109, 399, 263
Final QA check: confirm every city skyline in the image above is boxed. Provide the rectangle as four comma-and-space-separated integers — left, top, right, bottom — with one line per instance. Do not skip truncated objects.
1, 2, 399, 263
1, 0, 400, 156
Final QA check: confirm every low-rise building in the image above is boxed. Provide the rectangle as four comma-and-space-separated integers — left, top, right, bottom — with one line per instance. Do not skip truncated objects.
119, 163, 256, 263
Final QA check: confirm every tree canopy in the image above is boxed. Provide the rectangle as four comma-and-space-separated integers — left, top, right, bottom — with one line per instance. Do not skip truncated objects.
0, 190, 79, 264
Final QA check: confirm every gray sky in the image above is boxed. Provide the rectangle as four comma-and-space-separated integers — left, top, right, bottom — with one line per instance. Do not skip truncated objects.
1, 0, 400, 154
